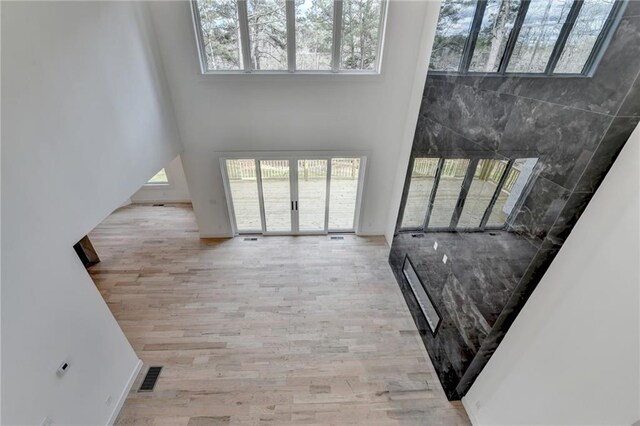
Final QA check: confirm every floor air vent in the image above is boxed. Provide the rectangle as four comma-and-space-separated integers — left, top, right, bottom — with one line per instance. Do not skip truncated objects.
411, 234, 425, 238
244, 237, 258, 241
330, 236, 344, 240
139, 366, 162, 392
152, 203, 165, 207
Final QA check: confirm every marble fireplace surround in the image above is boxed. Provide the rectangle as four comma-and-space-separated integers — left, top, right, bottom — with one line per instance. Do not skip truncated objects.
389, 1, 640, 400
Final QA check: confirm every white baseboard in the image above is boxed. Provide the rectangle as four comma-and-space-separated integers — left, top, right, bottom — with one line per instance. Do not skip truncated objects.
107, 359, 143, 426
130, 200, 192, 204
199, 233, 233, 239
354, 232, 384, 237
461, 397, 479, 425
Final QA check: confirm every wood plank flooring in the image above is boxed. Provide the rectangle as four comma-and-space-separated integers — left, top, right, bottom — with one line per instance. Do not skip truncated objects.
88, 204, 470, 426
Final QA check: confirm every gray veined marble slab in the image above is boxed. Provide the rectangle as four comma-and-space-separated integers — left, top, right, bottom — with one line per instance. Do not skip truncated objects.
390, 2, 640, 401
500, 97, 612, 190
423, 82, 516, 151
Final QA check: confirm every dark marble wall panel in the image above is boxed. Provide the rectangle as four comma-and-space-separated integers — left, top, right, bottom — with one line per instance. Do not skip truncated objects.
500, 98, 612, 190
389, 2, 640, 401
423, 82, 516, 151
389, 231, 536, 400
424, 10, 640, 116
574, 116, 640, 193
413, 116, 491, 156
510, 177, 571, 243
617, 72, 640, 117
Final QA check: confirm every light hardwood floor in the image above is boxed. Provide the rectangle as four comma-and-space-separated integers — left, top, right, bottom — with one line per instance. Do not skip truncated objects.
89, 204, 470, 426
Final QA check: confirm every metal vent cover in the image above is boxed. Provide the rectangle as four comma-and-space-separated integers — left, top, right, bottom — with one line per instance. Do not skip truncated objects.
139, 366, 162, 392
330, 236, 344, 240
244, 237, 258, 241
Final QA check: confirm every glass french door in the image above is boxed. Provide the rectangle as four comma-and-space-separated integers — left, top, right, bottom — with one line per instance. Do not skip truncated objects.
223, 156, 362, 235
259, 160, 292, 233
296, 159, 328, 232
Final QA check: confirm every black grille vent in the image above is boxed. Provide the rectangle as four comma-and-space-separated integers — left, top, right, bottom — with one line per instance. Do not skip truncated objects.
152, 203, 165, 207
139, 366, 162, 392
411, 234, 425, 238
330, 236, 344, 240
244, 237, 258, 241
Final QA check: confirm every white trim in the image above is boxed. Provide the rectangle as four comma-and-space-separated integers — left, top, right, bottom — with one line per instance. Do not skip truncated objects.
219, 158, 239, 235
290, 160, 299, 233
374, 0, 389, 74
107, 359, 143, 426
461, 397, 479, 425
237, 0, 252, 72
331, 0, 343, 72
199, 70, 382, 76
131, 200, 192, 205
200, 233, 234, 239
286, 0, 296, 72
220, 150, 369, 159
189, 0, 208, 74
324, 159, 331, 232
352, 156, 367, 234
142, 183, 172, 189
255, 159, 268, 233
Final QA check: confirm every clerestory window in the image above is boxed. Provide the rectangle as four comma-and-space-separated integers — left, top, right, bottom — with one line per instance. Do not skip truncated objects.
191, 0, 387, 74
429, 0, 625, 76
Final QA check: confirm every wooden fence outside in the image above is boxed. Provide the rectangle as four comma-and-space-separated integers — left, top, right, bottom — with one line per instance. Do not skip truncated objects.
226, 159, 360, 180
412, 158, 522, 193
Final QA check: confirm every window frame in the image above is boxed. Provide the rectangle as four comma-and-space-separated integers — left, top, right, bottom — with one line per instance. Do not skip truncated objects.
190, 0, 389, 75
399, 155, 539, 233
219, 151, 368, 235
429, 0, 627, 78
144, 168, 172, 188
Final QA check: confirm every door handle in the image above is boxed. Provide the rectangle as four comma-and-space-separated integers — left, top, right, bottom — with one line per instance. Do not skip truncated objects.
291, 201, 294, 211
295, 201, 298, 210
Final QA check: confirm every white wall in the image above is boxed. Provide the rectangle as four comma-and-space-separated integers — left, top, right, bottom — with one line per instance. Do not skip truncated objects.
384, 0, 441, 243
462, 126, 640, 425
148, 0, 438, 238
1, 2, 182, 424
131, 155, 192, 203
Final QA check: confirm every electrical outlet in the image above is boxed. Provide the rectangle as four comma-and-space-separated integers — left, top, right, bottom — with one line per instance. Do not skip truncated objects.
105, 395, 113, 407
41, 417, 53, 426
56, 360, 70, 377
442, 254, 448, 264
433, 241, 438, 250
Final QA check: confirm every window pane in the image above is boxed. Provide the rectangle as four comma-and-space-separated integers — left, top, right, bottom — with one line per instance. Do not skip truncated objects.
226, 160, 262, 231
195, 0, 243, 71
401, 158, 439, 229
428, 159, 470, 228
329, 158, 360, 230
429, 0, 477, 71
340, 0, 382, 70
296, 0, 333, 70
297, 160, 327, 231
248, 0, 288, 70
486, 158, 538, 227
507, 0, 573, 73
469, 0, 521, 72
260, 160, 291, 232
457, 159, 508, 228
554, 0, 616, 74
148, 168, 168, 184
